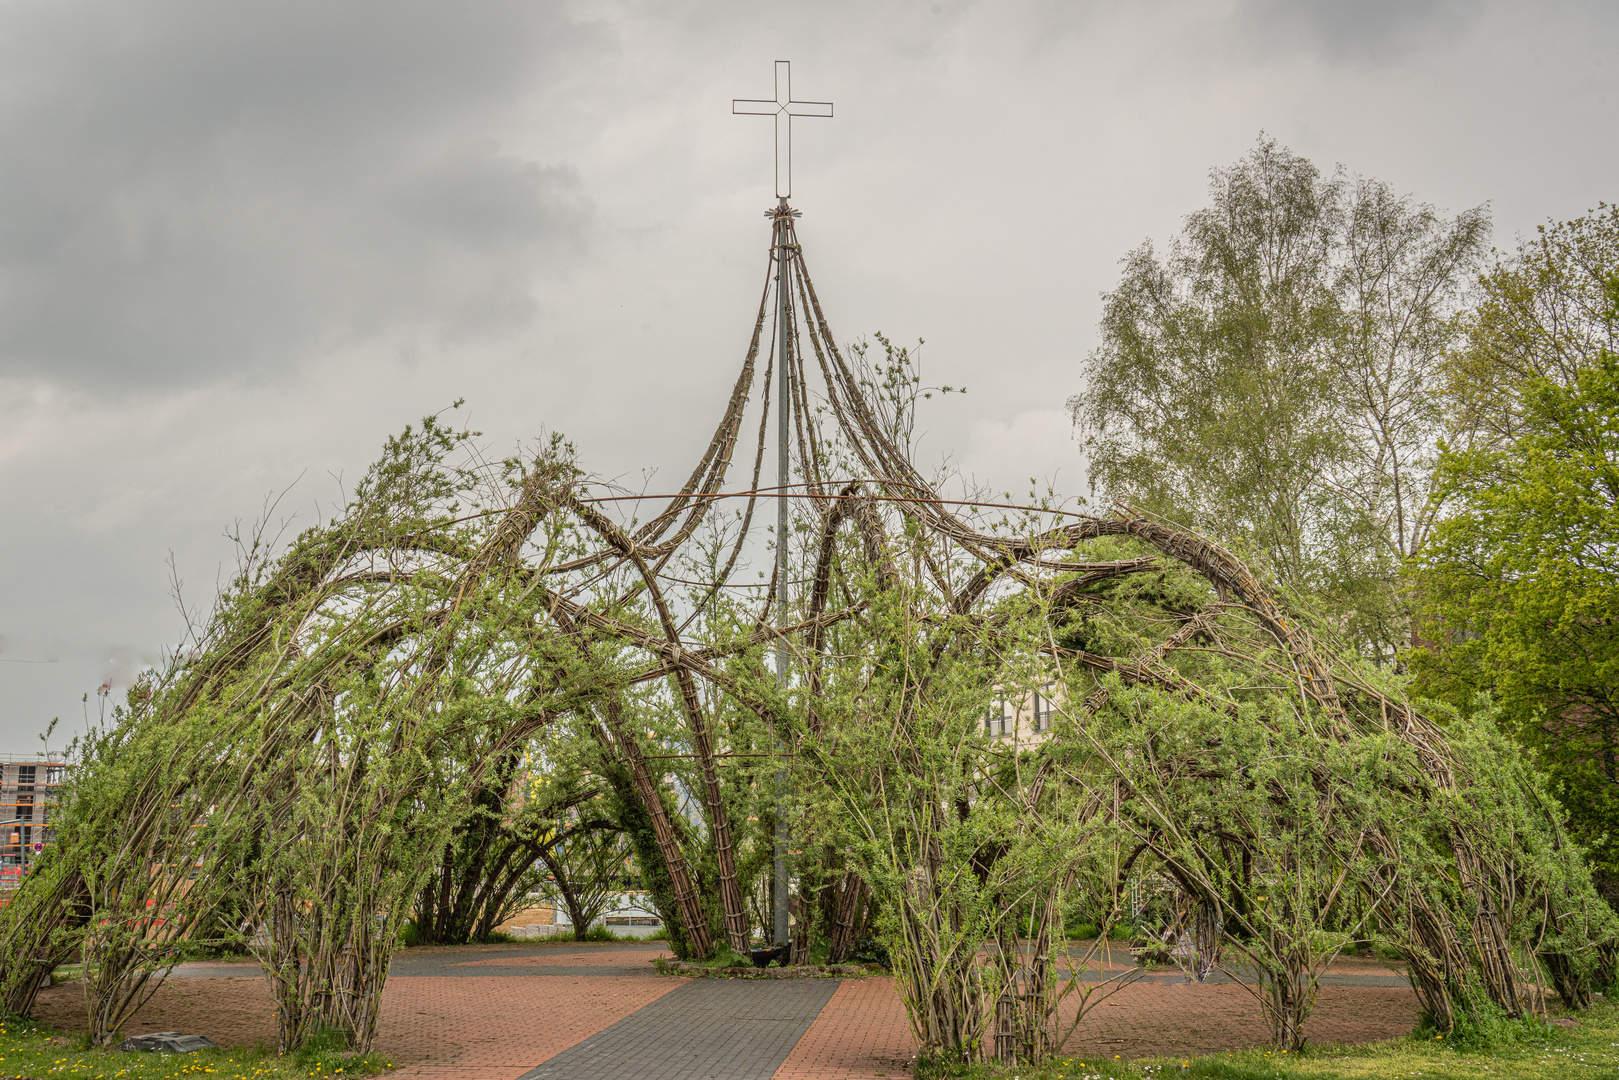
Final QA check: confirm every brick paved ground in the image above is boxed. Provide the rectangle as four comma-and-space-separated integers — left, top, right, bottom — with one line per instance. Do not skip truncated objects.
30, 944, 1421, 1079
775, 979, 915, 1080
379, 974, 687, 1080
35, 975, 279, 1049
1056, 981, 1419, 1062
778, 967, 1418, 1079
773, 977, 1420, 1079
33, 971, 689, 1080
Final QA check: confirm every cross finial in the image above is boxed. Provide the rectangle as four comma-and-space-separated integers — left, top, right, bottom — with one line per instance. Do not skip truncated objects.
733, 61, 833, 200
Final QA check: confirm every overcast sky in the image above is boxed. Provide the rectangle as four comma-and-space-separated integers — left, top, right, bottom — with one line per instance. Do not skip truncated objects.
0, 0, 1613, 747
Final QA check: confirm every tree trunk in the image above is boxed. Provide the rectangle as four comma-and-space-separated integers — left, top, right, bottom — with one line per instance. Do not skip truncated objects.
595, 709, 714, 957
826, 871, 869, 963
1191, 894, 1223, 981
670, 665, 752, 954
789, 887, 811, 965
539, 846, 593, 938
431, 843, 454, 940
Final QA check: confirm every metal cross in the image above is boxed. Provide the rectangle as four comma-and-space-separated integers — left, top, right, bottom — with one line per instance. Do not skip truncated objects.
733, 61, 833, 199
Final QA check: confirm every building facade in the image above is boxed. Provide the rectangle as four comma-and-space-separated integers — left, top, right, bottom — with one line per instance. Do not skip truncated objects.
1, 753, 67, 886
984, 684, 1061, 748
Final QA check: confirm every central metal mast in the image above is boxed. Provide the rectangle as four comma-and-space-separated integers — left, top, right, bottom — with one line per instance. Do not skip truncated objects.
734, 59, 832, 951
772, 198, 792, 948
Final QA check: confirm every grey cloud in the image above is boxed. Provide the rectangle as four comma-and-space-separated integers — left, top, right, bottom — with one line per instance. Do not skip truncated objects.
0, 0, 601, 391
1238, 0, 1486, 64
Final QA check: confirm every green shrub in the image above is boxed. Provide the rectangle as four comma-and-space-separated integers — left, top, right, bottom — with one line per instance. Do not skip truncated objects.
850, 935, 890, 969
1412, 981, 1554, 1051
701, 945, 752, 968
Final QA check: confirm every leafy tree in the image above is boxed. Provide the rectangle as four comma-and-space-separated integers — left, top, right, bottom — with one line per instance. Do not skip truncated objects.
0, 411, 600, 1053
1444, 204, 1619, 442
535, 804, 632, 939
1411, 347, 1619, 908
803, 564, 1137, 1066
1071, 137, 1487, 660
412, 740, 618, 945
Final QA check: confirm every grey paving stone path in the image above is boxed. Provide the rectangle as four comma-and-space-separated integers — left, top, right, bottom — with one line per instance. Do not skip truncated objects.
167, 963, 660, 979
515, 978, 841, 1080
165, 942, 670, 979
1058, 969, 1411, 987
411, 964, 657, 978
389, 941, 668, 978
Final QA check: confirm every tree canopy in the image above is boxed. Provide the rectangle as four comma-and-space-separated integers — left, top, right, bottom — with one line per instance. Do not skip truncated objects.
1410, 203, 1619, 909
1412, 344, 1619, 907
1071, 138, 1488, 660
1443, 203, 1619, 442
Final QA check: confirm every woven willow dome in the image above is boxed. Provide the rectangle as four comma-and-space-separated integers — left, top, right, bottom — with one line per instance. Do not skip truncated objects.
1, 204, 1611, 1061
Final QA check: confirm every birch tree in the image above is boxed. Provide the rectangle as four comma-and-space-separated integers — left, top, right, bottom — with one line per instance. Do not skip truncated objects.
1071, 137, 1487, 659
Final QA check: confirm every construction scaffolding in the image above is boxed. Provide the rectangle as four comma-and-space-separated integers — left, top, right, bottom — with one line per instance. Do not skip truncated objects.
0, 753, 67, 887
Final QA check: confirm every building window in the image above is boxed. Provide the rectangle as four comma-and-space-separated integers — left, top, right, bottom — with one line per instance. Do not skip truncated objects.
16, 796, 32, 823
984, 700, 1010, 738
1032, 687, 1054, 732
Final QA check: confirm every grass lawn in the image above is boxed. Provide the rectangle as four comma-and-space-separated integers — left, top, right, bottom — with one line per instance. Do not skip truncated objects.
0, 1017, 392, 1080
918, 999, 1619, 1080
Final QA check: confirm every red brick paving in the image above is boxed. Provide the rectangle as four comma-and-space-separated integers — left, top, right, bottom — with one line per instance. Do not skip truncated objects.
773, 976, 1418, 1079
31, 954, 1420, 1079
377, 974, 686, 1080
1055, 981, 1419, 1062
775, 979, 915, 1080
35, 975, 279, 1050
33, 973, 689, 1080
